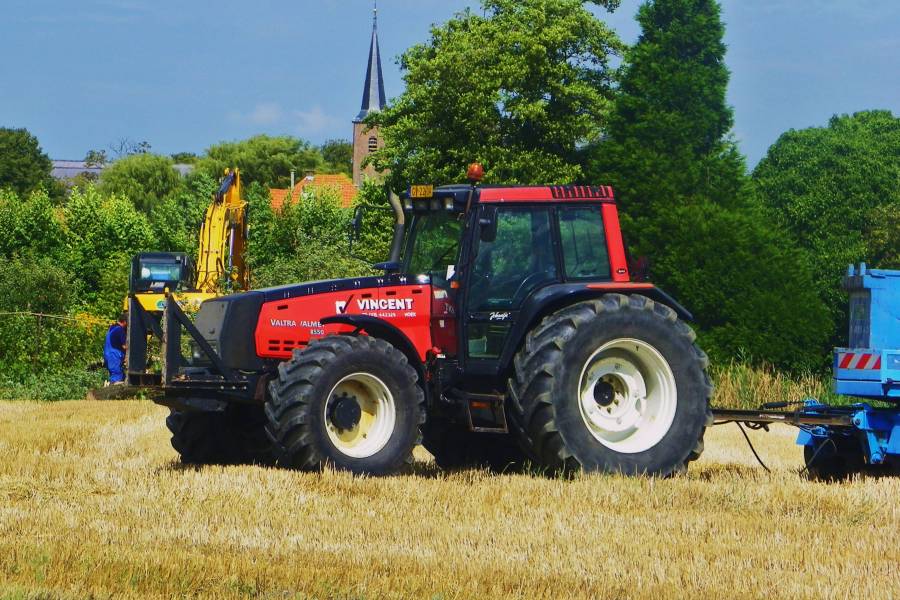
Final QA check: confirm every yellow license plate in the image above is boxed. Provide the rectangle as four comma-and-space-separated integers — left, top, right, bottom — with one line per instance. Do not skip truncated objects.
410, 185, 434, 199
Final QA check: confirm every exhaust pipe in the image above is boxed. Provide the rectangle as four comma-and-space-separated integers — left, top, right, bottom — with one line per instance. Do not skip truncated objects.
387, 190, 405, 263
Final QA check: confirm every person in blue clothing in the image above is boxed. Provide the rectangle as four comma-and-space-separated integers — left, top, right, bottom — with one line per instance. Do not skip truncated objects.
103, 313, 128, 384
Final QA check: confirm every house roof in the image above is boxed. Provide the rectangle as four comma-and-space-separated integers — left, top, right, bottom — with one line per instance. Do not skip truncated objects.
50, 159, 193, 180
270, 173, 358, 211
51, 160, 104, 180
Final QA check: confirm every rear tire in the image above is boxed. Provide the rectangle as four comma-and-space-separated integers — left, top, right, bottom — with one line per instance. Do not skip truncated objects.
507, 294, 712, 476
167, 405, 273, 466
265, 335, 425, 475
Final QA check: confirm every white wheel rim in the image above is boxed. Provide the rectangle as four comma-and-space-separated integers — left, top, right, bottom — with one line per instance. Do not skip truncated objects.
576, 338, 677, 454
324, 373, 396, 459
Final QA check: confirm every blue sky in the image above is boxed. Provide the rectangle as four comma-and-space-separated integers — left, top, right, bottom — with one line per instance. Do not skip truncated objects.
3, 1, 898, 167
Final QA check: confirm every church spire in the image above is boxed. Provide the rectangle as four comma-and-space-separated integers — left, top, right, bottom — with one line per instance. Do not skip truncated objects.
356, 1, 386, 122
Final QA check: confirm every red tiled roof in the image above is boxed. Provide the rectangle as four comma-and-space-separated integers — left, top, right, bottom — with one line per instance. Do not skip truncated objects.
270, 173, 358, 211
270, 189, 290, 210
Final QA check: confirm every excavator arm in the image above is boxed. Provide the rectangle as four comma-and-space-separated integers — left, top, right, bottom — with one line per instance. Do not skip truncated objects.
194, 169, 249, 293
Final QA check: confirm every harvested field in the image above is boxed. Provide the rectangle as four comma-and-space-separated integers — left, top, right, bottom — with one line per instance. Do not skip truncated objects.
0, 400, 897, 600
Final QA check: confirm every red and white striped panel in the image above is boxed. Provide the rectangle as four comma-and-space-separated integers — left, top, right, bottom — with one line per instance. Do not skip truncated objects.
837, 352, 882, 370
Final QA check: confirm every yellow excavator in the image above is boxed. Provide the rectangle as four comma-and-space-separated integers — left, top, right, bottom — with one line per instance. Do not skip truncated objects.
127, 168, 249, 313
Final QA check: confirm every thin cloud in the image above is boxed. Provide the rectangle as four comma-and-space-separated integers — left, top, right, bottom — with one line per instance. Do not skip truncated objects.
249, 102, 284, 126
292, 106, 341, 135
228, 103, 341, 137
228, 102, 284, 126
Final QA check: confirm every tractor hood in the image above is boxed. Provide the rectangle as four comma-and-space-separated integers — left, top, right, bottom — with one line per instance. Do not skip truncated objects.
192, 273, 428, 372
255, 273, 423, 303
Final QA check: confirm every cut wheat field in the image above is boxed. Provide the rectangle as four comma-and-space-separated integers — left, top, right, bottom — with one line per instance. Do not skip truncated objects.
1, 398, 898, 600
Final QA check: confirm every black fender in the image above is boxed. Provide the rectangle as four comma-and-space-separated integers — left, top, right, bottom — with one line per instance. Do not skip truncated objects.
496, 283, 694, 375
319, 314, 425, 376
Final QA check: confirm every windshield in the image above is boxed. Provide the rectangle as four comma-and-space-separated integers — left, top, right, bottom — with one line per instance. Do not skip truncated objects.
403, 213, 463, 281
139, 262, 184, 283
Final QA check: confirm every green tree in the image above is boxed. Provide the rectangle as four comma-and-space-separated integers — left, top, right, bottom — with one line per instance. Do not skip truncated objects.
0, 128, 53, 196
170, 152, 199, 164
587, 0, 744, 220
0, 189, 67, 260
351, 180, 396, 265
99, 153, 183, 213
246, 186, 362, 288
63, 186, 156, 315
109, 138, 151, 158
196, 135, 324, 189
871, 202, 900, 269
84, 149, 109, 168
0, 256, 86, 380
320, 140, 353, 175
650, 202, 831, 371
585, 0, 830, 370
0, 254, 106, 394
368, 0, 624, 190
0, 255, 75, 316
752, 110, 900, 323
148, 171, 219, 259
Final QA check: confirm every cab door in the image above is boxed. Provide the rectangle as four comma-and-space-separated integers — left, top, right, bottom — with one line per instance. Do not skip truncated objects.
464, 205, 559, 362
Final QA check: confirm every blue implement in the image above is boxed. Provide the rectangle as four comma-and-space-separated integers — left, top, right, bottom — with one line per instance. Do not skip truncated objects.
713, 265, 900, 477
796, 265, 900, 474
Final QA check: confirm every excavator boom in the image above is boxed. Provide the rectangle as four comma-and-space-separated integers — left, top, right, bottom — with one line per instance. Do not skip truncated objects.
195, 169, 249, 293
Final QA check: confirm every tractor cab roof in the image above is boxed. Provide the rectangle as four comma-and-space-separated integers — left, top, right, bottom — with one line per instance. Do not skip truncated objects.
402, 184, 616, 213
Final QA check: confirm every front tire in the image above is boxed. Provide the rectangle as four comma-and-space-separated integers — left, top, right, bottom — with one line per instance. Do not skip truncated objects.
507, 294, 712, 476
265, 335, 425, 475
167, 404, 273, 466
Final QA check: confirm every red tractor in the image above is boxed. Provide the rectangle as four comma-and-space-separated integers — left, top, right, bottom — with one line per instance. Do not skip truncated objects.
128, 176, 712, 476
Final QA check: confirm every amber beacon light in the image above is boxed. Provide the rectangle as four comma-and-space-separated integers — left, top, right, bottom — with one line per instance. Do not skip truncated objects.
467, 162, 485, 183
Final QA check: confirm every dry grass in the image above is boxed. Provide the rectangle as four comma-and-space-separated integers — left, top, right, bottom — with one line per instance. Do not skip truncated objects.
1, 400, 898, 600
711, 362, 839, 409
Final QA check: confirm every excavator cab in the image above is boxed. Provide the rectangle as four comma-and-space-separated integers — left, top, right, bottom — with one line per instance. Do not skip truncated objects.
130, 252, 192, 295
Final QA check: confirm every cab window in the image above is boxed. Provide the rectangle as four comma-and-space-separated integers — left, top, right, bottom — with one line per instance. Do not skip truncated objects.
404, 213, 463, 282
558, 205, 610, 280
470, 207, 557, 311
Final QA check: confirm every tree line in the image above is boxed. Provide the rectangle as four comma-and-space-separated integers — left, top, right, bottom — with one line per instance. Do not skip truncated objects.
0, 0, 897, 397
0, 134, 370, 398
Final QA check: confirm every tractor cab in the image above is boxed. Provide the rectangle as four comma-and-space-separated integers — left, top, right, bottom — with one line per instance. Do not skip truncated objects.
393, 181, 642, 373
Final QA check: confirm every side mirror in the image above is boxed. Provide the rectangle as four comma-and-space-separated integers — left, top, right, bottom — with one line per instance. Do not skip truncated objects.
373, 261, 401, 274
479, 207, 498, 243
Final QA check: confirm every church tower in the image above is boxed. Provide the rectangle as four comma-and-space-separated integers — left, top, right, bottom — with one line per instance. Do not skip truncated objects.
352, 4, 387, 187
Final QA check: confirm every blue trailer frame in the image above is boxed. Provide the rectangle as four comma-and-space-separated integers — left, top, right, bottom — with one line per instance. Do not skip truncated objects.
796, 401, 900, 466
